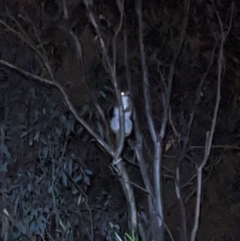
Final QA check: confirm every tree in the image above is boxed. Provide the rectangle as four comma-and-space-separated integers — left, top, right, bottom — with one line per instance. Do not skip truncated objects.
0, 0, 236, 240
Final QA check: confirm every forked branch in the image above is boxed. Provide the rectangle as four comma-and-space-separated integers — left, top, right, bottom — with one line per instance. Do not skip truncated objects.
190, 2, 233, 241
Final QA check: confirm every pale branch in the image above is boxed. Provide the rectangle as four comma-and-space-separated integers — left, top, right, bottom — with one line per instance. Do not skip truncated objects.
162, 0, 191, 236
69, 13, 111, 147
62, 0, 69, 19
136, 0, 190, 239
94, 102, 113, 148
190, 145, 240, 151
83, 1, 138, 232
195, 44, 216, 105
190, 3, 233, 240
123, 29, 131, 91
111, 0, 126, 160
159, 0, 190, 139
133, 111, 154, 239
0, 17, 45, 71
134, 113, 153, 198
87, 12, 113, 77
85, 4, 125, 160
168, 107, 183, 140
134, 134, 167, 240
112, 0, 124, 74
113, 0, 138, 231
0, 16, 56, 83
136, 1, 164, 238
174, 112, 194, 241
136, 0, 157, 143
184, 167, 212, 204
0, 59, 114, 158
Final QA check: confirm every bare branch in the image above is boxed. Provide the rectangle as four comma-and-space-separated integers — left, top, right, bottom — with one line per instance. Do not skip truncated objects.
124, 29, 131, 91
190, 145, 240, 151
159, 0, 190, 139
84, 1, 138, 232
112, 0, 124, 74
195, 44, 216, 104
0, 59, 114, 157
190, 3, 233, 240
0, 15, 56, 83
111, 0, 126, 160
85, 4, 125, 159
136, 1, 163, 236
133, 110, 154, 216
136, 1, 189, 239
174, 113, 194, 241
136, 0, 157, 143
62, 0, 68, 19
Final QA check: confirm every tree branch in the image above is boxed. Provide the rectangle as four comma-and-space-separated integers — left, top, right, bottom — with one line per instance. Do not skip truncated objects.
190, 2, 233, 240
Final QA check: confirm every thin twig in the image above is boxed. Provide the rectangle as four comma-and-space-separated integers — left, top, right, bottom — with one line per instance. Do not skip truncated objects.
174, 113, 194, 241
190, 145, 240, 151
190, 2, 233, 240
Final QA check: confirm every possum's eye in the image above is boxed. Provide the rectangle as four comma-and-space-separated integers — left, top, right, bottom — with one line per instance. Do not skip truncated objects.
121, 91, 130, 96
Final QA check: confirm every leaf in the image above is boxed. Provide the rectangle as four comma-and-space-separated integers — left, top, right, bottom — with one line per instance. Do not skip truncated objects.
76, 126, 84, 134
62, 171, 68, 187
54, 126, 62, 137
68, 160, 73, 175
42, 146, 49, 158
0, 162, 8, 172
100, 90, 107, 99
84, 175, 90, 186
0, 144, 11, 159
30, 221, 38, 233
20, 224, 27, 236
79, 105, 89, 116
35, 176, 44, 185
94, 212, 101, 222
12, 228, 21, 238
165, 141, 172, 152
74, 174, 83, 182
84, 169, 93, 175
51, 109, 59, 118
60, 115, 67, 124
48, 185, 53, 193
37, 219, 47, 234
115, 233, 122, 241
27, 183, 32, 192
40, 136, 47, 145
66, 119, 75, 136
29, 87, 36, 98
103, 196, 110, 207
21, 131, 29, 138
